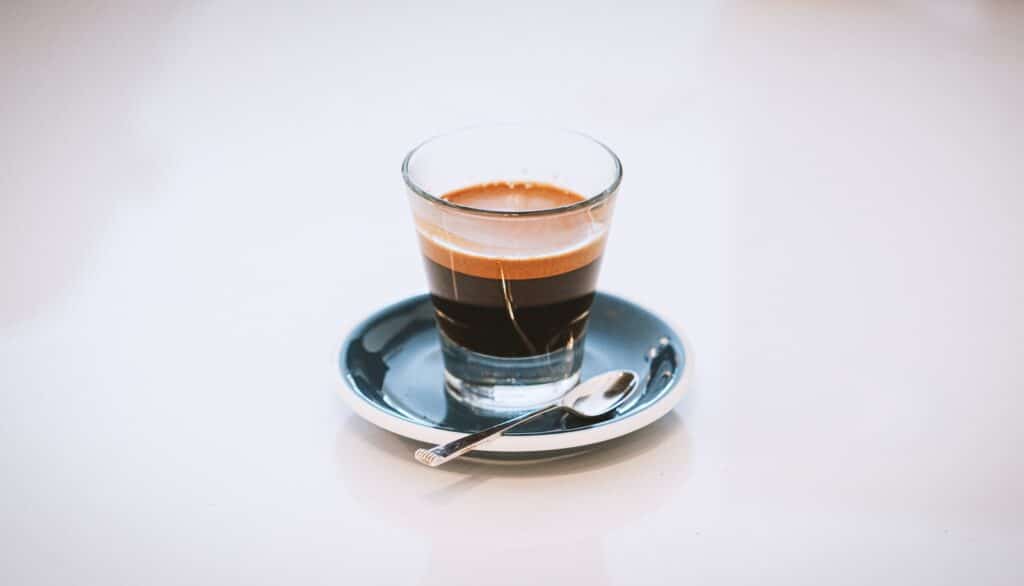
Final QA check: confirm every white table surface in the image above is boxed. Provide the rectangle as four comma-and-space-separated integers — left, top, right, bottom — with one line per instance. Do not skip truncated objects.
3, 2, 1022, 584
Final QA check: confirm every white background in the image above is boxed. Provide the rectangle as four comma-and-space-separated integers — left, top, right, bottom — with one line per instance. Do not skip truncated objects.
2, 1, 1022, 584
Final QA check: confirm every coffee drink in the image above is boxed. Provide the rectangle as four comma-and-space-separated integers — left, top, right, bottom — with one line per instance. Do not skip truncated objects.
417, 181, 605, 357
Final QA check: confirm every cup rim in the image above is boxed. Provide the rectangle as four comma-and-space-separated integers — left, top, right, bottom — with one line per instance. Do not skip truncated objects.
401, 124, 623, 218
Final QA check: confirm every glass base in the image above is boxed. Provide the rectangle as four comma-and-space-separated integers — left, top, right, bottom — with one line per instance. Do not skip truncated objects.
440, 332, 585, 413
445, 370, 581, 414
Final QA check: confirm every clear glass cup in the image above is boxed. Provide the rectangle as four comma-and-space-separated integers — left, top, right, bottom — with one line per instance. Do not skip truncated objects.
402, 125, 622, 412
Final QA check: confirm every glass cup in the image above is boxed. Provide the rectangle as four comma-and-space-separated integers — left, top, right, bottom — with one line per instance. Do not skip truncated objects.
402, 125, 621, 412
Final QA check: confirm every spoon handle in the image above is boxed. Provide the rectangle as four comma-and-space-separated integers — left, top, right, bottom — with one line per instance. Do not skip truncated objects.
414, 404, 562, 467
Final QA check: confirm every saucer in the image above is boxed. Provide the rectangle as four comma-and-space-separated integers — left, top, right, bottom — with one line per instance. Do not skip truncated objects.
338, 292, 691, 454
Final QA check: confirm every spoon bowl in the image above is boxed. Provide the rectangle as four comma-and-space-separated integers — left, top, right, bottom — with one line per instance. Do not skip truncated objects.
561, 370, 639, 417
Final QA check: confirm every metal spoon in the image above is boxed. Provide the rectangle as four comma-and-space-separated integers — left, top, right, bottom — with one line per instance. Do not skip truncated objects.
414, 370, 639, 467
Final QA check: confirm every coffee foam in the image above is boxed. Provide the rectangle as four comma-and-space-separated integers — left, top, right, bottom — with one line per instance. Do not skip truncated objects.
443, 181, 584, 211
417, 182, 608, 280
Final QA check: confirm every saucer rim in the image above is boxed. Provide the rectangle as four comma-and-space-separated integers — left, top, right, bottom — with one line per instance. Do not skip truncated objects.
338, 291, 693, 453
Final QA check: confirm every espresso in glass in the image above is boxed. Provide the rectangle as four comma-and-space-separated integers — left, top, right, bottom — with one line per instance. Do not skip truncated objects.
404, 126, 621, 412
420, 181, 602, 357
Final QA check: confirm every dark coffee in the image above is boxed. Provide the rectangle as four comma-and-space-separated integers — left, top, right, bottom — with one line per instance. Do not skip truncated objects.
418, 182, 605, 357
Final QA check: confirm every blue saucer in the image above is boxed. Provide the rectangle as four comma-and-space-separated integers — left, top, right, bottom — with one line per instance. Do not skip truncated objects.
339, 292, 690, 453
